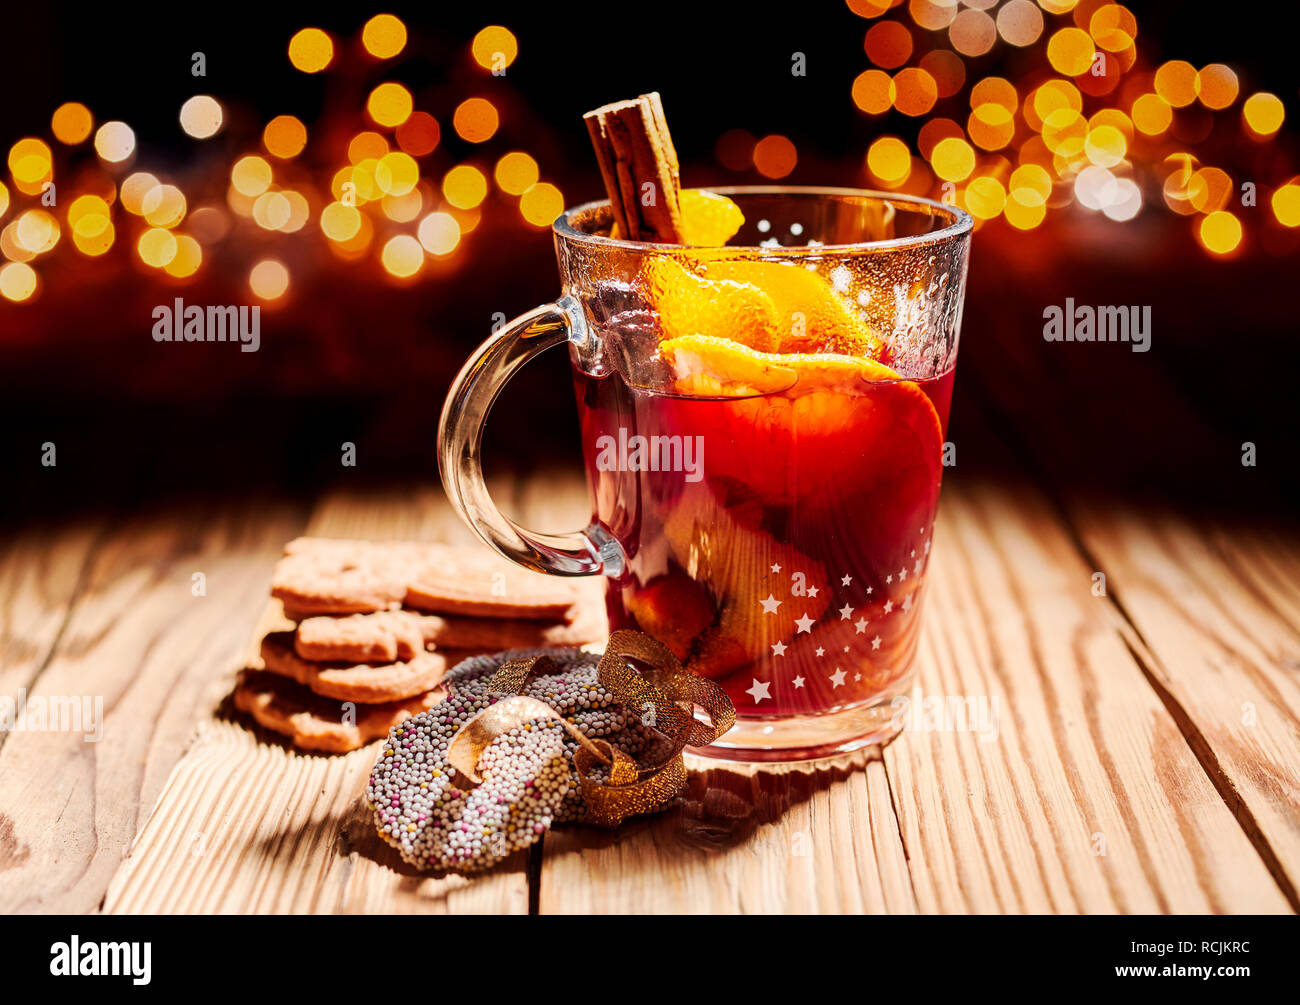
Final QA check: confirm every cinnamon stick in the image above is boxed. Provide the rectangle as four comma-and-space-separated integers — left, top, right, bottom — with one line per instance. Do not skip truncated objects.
584, 92, 683, 242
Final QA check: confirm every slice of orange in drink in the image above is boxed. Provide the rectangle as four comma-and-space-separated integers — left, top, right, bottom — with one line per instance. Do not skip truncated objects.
678, 188, 745, 246
702, 259, 882, 357
659, 480, 831, 680
609, 188, 744, 244
658, 333, 944, 511
642, 256, 784, 353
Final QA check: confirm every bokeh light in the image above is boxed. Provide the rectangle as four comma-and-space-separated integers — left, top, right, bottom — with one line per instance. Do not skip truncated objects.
471, 26, 518, 71
519, 182, 564, 227
494, 151, 539, 195
996, 0, 1043, 47
321, 202, 362, 242
931, 136, 975, 181
1046, 27, 1095, 77
867, 136, 911, 184
1197, 64, 1238, 110
1154, 60, 1199, 108
418, 211, 461, 254
1272, 183, 1300, 227
138, 227, 178, 268
263, 115, 307, 159
1198, 210, 1241, 254
94, 121, 135, 164
452, 98, 499, 143
368, 83, 414, 128
231, 155, 273, 197
288, 28, 334, 73
1242, 92, 1284, 136
249, 259, 290, 299
142, 184, 186, 228
396, 112, 440, 156
0, 261, 37, 301
164, 234, 202, 277
893, 67, 937, 117
50, 103, 93, 145
381, 234, 423, 278
121, 173, 159, 215
949, 8, 996, 57
179, 96, 224, 139
362, 14, 407, 59
864, 20, 913, 69
753, 135, 798, 178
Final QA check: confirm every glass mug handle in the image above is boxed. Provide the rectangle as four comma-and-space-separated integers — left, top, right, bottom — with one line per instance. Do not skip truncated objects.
438, 295, 625, 579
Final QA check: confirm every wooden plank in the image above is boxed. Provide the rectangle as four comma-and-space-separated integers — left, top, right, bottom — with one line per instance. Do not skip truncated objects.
884, 478, 1290, 913
958, 295, 1300, 905
0, 521, 101, 705
0, 499, 307, 912
539, 749, 916, 913
1064, 507, 1300, 905
104, 484, 531, 914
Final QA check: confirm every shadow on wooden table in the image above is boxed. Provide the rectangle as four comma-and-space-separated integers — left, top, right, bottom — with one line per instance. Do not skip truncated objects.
544, 752, 875, 856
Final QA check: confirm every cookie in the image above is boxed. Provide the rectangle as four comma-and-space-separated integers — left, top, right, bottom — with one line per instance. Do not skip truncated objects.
271, 537, 588, 621
293, 607, 608, 664
234, 669, 442, 753
403, 558, 581, 621
271, 538, 440, 615
260, 631, 472, 704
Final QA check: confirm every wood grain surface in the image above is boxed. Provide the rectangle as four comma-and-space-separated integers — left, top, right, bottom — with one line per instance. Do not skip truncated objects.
0, 468, 1296, 914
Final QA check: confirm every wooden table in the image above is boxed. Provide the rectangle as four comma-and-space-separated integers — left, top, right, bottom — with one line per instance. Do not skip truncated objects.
1, 456, 1297, 916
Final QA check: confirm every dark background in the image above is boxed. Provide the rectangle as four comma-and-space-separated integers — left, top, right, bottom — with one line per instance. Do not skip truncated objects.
0, 1, 1296, 524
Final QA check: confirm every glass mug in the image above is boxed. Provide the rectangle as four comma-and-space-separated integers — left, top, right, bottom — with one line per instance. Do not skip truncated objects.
440, 186, 972, 761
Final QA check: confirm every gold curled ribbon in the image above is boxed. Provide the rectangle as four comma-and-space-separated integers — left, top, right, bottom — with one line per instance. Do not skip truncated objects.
445, 632, 735, 829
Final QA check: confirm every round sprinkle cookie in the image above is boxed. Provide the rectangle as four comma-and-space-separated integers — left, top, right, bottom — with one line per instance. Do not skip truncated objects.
367, 649, 668, 873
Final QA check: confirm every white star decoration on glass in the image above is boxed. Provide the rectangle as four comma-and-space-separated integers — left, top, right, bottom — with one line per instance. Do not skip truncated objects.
746, 679, 772, 703
753, 542, 934, 699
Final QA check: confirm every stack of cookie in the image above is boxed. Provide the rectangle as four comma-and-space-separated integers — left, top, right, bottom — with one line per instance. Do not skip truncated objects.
234, 538, 606, 753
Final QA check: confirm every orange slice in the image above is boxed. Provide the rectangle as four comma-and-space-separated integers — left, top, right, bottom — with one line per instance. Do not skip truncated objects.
642, 256, 783, 353
660, 333, 899, 395
657, 333, 944, 512
609, 188, 744, 244
678, 188, 745, 246
659, 480, 831, 680
702, 259, 882, 356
